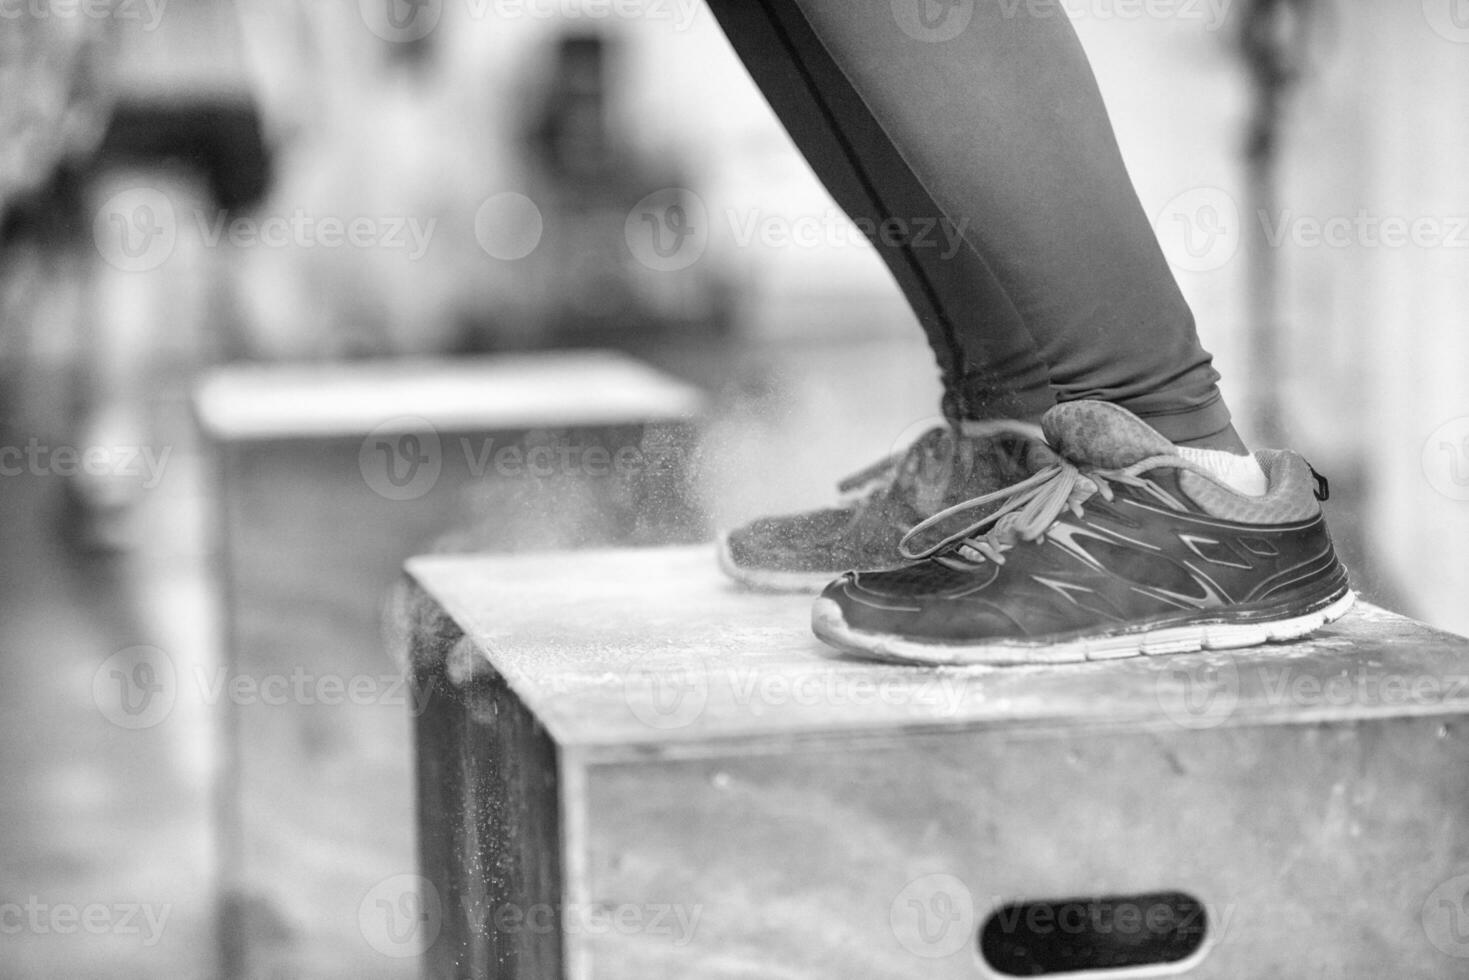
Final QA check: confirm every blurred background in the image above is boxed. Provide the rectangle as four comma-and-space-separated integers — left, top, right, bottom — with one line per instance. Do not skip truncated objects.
2, 1, 1468, 977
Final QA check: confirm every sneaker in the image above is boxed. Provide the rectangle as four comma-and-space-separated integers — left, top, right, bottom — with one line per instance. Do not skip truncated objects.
717, 421, 1048, 592
811, 401, 1355, 664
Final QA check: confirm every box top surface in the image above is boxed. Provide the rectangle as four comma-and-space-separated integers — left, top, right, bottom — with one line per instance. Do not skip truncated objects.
408, 546, 1469, 755
194, 350, 705, 441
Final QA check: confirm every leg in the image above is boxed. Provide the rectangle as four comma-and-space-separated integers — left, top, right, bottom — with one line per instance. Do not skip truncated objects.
783, 0, 1235, 446
719, 4, 1355, 659
704, 0, 1055, 425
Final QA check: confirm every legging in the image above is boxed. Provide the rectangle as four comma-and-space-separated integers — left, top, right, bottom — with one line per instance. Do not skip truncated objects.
704, 0, 1232, 443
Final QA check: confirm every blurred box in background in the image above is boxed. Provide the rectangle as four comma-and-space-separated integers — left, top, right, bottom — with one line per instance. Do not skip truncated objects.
194, 350, 704, 979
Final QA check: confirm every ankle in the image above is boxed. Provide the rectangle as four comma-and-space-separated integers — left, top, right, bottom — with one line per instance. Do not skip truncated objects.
1173, 423, 1250, 455
1175, 444, 1268, 496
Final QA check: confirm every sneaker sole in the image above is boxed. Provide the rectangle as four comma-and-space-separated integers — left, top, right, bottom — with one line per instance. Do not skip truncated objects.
715, 534, 849, 594
811, 588, 1357, 666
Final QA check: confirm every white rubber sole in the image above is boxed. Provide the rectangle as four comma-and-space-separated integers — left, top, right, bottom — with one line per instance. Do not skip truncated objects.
811, 589, 1358, 666
715, 533, 847, 594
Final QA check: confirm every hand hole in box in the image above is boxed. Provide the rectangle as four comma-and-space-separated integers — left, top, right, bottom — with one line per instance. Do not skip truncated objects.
978, 891, 1208, 977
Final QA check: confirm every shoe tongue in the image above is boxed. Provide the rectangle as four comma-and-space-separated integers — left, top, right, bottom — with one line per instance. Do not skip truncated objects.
1041, 401, 1177, 469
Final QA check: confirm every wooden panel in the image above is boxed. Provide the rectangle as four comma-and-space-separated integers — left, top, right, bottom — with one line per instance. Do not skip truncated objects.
406, 547, 1469, 755
575, 715, 1469, 978
411, 582, 563, 980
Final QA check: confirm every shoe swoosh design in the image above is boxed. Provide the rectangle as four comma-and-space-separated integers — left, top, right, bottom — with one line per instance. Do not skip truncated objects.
814, 405, 1354, 665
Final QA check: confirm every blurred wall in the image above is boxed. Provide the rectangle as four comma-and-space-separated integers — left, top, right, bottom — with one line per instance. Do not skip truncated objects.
1351, 3, 1469, 636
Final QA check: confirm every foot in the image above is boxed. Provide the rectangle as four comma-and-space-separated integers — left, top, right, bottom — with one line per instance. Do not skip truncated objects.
811, 401, 1354, 664
718, 421, 1049, 592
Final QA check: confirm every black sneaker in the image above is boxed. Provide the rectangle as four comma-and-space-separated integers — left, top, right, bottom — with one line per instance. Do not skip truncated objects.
717, 421, 1048, 592
811, 401, 1354, 664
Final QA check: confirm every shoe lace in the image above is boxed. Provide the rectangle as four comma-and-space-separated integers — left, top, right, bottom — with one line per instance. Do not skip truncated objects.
898, 453, 1182, 569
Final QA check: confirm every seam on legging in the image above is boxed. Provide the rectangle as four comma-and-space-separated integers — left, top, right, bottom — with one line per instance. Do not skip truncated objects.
753, 0, 977, 411
1127, 390, 1225, 419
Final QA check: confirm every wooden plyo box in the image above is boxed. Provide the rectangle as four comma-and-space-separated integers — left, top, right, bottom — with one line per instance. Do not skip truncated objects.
193, 352, 705, 980
408, 546, 1469, 980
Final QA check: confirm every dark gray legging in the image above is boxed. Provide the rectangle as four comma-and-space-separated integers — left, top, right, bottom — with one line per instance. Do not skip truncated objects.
704, 0, 1232, 443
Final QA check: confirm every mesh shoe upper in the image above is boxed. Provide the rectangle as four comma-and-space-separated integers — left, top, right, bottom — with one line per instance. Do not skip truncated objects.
723, 423, 1046, 580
